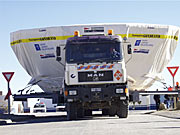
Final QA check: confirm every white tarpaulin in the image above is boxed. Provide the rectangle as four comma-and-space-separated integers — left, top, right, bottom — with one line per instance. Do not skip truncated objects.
10, 23, 180, 92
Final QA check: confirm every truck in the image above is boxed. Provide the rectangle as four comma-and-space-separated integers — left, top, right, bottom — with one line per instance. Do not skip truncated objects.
10, 23, 180, 120
58, 30, 129, 119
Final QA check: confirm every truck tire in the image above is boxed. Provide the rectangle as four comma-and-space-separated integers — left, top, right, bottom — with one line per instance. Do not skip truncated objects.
117, 100, 128, 118
109, 105, 116, 117
77, 106, 84, 118
67, 102, 77, 120
84, 109, 92, 116
102, 109, 109, 116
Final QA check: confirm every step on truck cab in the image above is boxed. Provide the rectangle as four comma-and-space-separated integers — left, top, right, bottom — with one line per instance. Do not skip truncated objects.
58, 30, 130, 120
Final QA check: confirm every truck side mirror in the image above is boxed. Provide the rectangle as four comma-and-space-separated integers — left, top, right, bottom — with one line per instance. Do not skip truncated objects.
127, 44, 132, 54
56, 46, 62, 61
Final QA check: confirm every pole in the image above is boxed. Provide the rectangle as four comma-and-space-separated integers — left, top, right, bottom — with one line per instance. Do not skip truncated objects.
173, 76, 175, 89
7, 82, 11, 114
173, 77, 177, 109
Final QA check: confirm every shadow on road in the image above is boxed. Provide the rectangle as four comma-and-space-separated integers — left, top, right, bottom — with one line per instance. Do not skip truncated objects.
126, 120, 180, 124
0, 113, 119, 126
157, 126, 180, 129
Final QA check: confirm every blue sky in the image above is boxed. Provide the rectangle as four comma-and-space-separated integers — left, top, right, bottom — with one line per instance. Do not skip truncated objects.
0, 1, 180, 95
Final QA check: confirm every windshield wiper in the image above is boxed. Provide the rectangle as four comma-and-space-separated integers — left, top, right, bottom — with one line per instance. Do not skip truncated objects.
92, 59, 104, 63
76, 60, 85, 65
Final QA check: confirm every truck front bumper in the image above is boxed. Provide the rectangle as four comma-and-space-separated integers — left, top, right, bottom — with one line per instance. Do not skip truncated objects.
64, 84, 128, 103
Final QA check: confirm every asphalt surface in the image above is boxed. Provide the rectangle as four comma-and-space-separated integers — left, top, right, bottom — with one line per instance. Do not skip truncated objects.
152, 110, 180, 119
0, 110, 180, 135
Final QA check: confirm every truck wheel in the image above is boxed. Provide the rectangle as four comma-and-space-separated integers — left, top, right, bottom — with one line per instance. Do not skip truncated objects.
102, 109, 109, 116
77, 106, 84, 118
67, 102, 77, 120
117, 100, 128, 118
109, 105, 116, 117
84, 109, 92, 116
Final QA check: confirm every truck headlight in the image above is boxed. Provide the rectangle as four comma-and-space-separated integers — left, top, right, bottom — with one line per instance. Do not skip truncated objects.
69, 90, 77, 96
116, 88, 124, 93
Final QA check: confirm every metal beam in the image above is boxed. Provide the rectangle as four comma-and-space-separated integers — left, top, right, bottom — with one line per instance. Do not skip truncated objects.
139, 91, 179, 96
13, 92, 64, 104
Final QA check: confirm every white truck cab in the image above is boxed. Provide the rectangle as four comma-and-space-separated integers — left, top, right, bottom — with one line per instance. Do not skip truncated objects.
57, 30, 130, 120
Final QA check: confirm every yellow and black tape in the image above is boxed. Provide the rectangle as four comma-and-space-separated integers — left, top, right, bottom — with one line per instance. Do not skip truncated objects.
129, 34, 178, 40
10, 35, 74, 46
11, 33, 178, 46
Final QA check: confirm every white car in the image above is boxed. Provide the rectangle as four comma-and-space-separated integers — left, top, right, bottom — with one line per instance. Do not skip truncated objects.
33, 102, 47, 113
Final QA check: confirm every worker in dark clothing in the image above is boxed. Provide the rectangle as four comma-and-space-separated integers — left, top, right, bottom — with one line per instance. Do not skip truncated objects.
164, 94, 170, 109
154, 94, 160, 111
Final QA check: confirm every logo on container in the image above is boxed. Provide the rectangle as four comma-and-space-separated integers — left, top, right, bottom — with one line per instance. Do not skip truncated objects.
133, 49, 149, 54
34, 44, 54, 51
134, 40, 153, 47
84, 27, 104, 33
40, 53, 55, 59
135, 40, 141, 46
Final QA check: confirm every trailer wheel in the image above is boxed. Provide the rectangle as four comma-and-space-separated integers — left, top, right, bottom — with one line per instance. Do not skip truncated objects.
67, 102, 77, 120
117, 100, 128, 118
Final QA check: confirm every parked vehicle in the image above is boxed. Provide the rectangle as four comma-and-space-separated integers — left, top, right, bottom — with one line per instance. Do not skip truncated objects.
33, 102, 46, 113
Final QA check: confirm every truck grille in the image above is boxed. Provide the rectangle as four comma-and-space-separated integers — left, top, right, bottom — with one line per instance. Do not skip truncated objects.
78, 71, 113, 82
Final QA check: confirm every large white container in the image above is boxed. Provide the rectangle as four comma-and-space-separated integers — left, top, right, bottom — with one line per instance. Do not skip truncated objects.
10, 23, 180, 92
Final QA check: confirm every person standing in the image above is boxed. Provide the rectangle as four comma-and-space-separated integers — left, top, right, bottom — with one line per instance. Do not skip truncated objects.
164, 94, 170, 109
154, 91, 160, 111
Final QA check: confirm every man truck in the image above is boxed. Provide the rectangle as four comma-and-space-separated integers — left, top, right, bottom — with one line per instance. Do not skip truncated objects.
57, 30, 130, 119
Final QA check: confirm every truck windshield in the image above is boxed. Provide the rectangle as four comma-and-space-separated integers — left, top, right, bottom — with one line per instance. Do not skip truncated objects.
66, 42, 123, 64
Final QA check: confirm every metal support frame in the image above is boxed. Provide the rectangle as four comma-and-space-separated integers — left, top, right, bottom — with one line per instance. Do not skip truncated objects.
130, 90, 180, 109
13, 92, 64, 104
138, 90, 179, 96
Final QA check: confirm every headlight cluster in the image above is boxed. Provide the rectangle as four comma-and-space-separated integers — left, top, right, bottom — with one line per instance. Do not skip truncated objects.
69, 90, 77, 96
116, 88, 124, 93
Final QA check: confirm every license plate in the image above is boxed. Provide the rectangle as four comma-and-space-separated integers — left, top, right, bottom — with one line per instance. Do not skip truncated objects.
91, 88, 101, 92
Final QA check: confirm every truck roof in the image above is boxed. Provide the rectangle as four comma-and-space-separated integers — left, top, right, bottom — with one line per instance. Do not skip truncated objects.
67, 35, 121, 44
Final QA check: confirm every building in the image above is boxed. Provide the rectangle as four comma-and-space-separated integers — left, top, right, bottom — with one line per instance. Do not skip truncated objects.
0, 91, 8, 113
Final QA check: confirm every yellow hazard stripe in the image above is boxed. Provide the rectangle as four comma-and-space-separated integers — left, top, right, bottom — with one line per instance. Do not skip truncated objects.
11, 34, 178, 46
10, 35, 74, 46
117, 34, 178, 40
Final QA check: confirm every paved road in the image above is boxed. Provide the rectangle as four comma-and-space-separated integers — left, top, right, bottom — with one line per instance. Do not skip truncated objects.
0, 111, 180, 135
